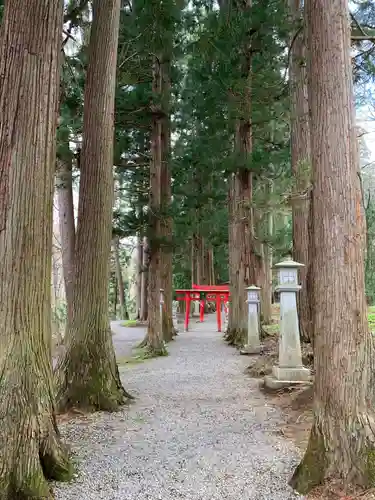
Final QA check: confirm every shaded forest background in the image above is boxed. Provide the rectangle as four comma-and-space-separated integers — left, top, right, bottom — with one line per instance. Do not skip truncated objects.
49, 0, 375, 340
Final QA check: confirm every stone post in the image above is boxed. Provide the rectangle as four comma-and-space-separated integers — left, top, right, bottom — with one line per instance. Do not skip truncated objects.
264, 256, 311, 389
172, 300, 178, 331
224, 302, 229, 331
160, 288, 164, 333
240, 286, 262, 355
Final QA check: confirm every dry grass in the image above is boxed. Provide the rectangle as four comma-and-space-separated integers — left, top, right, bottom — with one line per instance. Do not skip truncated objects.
306, 484, 375, 499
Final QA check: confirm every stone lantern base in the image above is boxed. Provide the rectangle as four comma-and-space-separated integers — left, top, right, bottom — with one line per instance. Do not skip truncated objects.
264, 365, 311, 390
240, 344, 262, 355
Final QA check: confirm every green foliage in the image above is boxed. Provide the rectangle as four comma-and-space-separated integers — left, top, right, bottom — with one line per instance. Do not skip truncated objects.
368, 311, 375, 332
52, 301, 67, 340
117, 344, 169, 366
169, 0, 293, 285
121, 320, 139, 327
57, 0, 375, 305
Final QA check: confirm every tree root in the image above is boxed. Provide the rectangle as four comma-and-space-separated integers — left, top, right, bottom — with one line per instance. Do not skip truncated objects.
144, 344, 168, 358
55, 341, 133, 413
290, 419, 375, 495
57, 369, 133, 413
162, 314, 175, 343
137, 332, 169, 357
225, 327, 246, 347
0, 417, 73, 500
289, 425, 327, 494
136, 336, 148, 349
259, 324, 270, 341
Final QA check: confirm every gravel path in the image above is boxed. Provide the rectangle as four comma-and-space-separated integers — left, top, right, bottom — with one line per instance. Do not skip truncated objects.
55, 317, 304, 500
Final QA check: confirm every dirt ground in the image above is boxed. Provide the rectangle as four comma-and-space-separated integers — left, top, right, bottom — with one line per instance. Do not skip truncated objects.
248, 307, 375, 500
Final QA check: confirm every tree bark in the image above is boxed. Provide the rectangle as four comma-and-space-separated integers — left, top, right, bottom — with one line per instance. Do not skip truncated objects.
261, 244, 273, 324
289, 0, 313, 342
136, 234, 143, 319
261, 181, 274, 324
0, 1, 73, 497
226, 0, 260, 346
140, 236, 149, 321
56, 158, 75, 325
160, 52, 175, 342
208, 247, 215, 285
226, 175, 235, 334
290, 0, 375, 494
191, 233, 198, 285
113, 236, 128, 320
55, 0, 131, 412
144, 52, 167, 356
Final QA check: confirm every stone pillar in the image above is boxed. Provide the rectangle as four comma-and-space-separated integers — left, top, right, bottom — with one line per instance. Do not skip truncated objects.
172, 300, 178, 331
160, 288, 164, 333
224, 302, 229, 331
264, 256, 311, 389
240, 286, 262, 355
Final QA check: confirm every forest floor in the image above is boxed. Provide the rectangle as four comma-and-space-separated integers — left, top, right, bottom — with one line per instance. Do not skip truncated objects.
54, 316, 304, 500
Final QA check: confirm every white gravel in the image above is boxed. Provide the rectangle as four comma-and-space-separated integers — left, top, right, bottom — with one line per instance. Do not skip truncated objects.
54, 318, 305, 500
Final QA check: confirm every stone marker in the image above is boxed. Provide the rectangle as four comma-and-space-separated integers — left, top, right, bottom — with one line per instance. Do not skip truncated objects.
172, 300, 179, 331
160, 288, 164, 333
224, 302, 229, 331
240, 285, 262, 355
264, 256, 311, 389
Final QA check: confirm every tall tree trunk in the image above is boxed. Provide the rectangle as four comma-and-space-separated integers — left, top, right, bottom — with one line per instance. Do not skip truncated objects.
112, 272, 118, 319
226, 0, 259, 346
261, 182, 274, 324
208, 247, 215, 285
226, 175, 235, 334
56, 158, 75, 325
290, 0, 375, 494
195, 232, 207, 285
254, 208, 267, 321
113, 236, 128, 320
140, 236, 149, 321
289, 0, 312, 342
0, 1, 73, 496
261, 245, 272, 324
160, 52, 175, 342
56, 0, 131, 412
191, 233, 199, 285
136, 234, 143, 319
144, 52, 167, 356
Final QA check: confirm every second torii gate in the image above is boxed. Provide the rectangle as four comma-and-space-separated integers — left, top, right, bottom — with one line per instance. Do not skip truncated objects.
192, 283, 229, 323
175, 287, 230, 332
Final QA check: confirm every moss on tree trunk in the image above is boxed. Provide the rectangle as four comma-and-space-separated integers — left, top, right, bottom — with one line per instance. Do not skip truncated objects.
56, 330, 132, 411
290, 0, 375, 494
225, 326, 247, 347
55, 0, 131, 412
289, 424, 327, 493
0, 347, 73, 498
0, 0, 73, 495
290, 417, 375, 494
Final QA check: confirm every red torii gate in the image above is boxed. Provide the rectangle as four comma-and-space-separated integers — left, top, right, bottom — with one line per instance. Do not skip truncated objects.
175, 284, 230, 332
192, 283, 229, 323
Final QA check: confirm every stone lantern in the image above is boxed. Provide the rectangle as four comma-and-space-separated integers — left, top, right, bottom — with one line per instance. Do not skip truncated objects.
240, 285, 262, 355
264, 256, 311, 389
